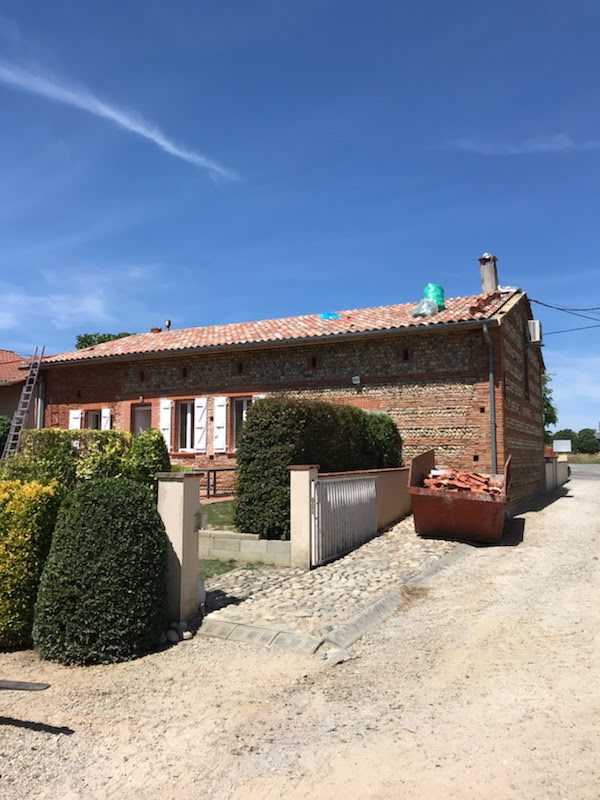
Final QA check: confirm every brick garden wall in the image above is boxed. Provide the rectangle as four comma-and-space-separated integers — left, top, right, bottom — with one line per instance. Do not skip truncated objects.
41, 298, 544, 503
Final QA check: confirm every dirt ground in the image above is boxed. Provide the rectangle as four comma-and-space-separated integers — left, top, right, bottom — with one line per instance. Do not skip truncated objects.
1, 475, 599, 799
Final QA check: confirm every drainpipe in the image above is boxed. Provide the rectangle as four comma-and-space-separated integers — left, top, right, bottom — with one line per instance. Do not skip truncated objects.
482, 324, 498, 475
36, 378, 45, 429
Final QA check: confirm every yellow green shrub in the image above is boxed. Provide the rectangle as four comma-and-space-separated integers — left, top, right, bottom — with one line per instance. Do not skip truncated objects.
0, 480, 60, 648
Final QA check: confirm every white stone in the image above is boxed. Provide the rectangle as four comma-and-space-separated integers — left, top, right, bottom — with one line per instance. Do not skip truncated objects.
182, 630, 193, 640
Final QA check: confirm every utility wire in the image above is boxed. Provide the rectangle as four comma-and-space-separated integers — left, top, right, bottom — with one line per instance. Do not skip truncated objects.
545, 322, 600, 336
531, 299, 600, 312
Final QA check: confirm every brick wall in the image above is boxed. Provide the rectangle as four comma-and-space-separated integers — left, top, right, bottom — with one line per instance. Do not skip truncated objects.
498, 299, 546, 506
41, 299, 545, 504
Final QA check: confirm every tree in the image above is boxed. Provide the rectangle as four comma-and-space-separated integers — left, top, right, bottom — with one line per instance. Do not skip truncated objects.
576, 428, 600, 455
76, 332, 133, 350
542, 374, 558, 444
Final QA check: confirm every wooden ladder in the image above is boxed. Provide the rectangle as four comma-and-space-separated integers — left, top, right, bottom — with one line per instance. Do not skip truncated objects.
1, 346, 45, 461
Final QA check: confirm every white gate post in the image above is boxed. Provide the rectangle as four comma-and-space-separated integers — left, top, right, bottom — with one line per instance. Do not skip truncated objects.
156, 472, 201, 622
289, 465, 319, 571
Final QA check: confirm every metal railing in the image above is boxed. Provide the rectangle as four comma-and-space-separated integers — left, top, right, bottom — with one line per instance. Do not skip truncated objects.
310, 475, 377, 567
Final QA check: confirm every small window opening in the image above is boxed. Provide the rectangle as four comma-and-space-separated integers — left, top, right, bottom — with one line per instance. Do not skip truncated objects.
473, 455, 479, 463
182, 366, 188, 378
236, 361, 244, 375
479, 406, 485, 413
308, 354, 321, 370
139, 370, 145, 382
402, 349, 410, 362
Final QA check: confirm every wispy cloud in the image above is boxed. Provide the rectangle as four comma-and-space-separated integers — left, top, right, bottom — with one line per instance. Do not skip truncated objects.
442, 133, 600, 155
0, 60, 237, 180
1, 289, 111, 330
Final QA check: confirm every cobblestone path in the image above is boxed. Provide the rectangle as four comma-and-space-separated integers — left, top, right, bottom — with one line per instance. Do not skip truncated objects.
203, 516, 454, 640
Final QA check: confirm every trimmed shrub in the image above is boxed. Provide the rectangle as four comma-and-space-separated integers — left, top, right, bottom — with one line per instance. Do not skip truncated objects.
0, 429, 132, 489
124, 429, 171, 485
0, 415, 11, 454
234, 398, 402, 539
33, 477, 167, 665
0, 480, 60, 648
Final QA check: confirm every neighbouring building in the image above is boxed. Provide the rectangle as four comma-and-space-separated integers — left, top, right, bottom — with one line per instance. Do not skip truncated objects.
38, 255, 546, 506
0, 349, 38, 427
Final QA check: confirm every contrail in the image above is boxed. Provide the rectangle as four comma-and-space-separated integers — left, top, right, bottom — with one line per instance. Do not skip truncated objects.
0, 61, 236, 179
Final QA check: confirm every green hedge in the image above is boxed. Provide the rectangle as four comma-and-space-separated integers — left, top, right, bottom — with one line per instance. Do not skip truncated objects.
124, 429, 171, 485
234, 398, 402, 539
0, 428, 170, 490
33, 477, 168, 665
0, 480, 60, 648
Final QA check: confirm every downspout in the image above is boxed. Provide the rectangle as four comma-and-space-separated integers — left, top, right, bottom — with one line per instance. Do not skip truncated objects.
36, 378, 45, 429
482, 324, 498, 475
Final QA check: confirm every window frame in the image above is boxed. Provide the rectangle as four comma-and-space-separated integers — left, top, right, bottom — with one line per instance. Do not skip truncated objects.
233, 397, 253, 451
86, 410, 102, 430
178, 400, 195, 452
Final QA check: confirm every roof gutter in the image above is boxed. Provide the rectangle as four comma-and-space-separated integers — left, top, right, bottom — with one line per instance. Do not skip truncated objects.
39, 317, 502, 370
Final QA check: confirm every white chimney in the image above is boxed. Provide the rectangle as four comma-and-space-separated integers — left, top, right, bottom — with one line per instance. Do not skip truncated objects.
478, 253, 498, 295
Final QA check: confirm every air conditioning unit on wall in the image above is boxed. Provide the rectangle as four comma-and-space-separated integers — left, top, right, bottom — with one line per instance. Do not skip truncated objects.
528, 319, 543, 346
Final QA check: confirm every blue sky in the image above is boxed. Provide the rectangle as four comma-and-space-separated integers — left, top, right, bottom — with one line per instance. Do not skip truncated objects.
1, 0, 599, 432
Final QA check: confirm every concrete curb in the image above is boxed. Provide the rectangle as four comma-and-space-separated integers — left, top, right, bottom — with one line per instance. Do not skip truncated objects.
198, 617, 323, 655
404, 543, 470, 587
323, 588, 406, 650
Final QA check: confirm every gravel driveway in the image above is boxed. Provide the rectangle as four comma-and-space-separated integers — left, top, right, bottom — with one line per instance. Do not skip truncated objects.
1, 476, 598, 799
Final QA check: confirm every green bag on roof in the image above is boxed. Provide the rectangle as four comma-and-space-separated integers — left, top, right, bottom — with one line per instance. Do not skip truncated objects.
423, 283, 445, 310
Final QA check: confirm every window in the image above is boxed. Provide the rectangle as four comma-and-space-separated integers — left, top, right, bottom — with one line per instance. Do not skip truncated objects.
87, 410, 102, 430
233, 397, 252, 449
308, 355, 321, 370
133, 404, 152, 435
179, 401, 195, 451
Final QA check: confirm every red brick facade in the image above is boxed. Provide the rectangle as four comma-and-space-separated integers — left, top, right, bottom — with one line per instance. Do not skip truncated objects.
40, 294, 545, 505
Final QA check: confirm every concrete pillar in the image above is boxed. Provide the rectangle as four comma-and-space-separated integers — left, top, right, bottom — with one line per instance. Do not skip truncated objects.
156, 472, 201, 622
289, 465, 319, 571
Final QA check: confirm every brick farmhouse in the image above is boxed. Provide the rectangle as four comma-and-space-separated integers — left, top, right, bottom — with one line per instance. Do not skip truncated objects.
38, 260, 545, 506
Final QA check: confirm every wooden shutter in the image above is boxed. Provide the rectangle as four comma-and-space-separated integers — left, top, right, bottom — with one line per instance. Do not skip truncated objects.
194, 397, 207, 452
68, 409, 82, 430
159, 399, 172, 449
213, 396, 227, 453
101, 408, 111, 430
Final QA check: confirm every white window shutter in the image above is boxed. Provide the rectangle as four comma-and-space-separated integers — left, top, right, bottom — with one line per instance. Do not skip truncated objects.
213, 396, 227, 453
194, 397, 207, 452
101, 408, 111, 430
68, 409, 82, 430
159, 399, 172, 448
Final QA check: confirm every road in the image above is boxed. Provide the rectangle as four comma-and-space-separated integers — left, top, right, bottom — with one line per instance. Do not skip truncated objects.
569, 462, 600, 480
1, 475, 599, 799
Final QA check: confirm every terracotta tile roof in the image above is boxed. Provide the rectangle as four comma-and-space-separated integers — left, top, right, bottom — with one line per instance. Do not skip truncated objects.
0, 350, 28, 385
42, 290, 521, 366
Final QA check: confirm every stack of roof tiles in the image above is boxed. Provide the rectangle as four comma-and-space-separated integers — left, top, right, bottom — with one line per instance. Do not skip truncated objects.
423, 469, 504, 496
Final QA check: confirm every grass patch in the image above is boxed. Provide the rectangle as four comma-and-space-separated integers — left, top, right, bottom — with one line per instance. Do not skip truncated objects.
198, 558, 237, 580
567, 454, 600, 464
200, 499, 236, 529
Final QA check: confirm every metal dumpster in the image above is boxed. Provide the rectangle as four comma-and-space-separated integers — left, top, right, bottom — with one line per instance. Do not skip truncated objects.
408, 450, 512, 544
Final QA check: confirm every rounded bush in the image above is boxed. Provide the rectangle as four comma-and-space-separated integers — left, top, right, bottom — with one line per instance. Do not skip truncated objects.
124, 428, 171, 485
234, 398, 402, 539
33, 477, 167, 665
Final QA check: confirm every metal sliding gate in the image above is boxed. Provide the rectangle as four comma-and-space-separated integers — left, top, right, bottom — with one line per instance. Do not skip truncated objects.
310, 476, 377, 567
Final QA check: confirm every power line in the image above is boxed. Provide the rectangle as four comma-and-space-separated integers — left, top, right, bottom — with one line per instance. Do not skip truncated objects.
531, 299, 600, 312
534, 305, 600, 324
545, 322, 600, 336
